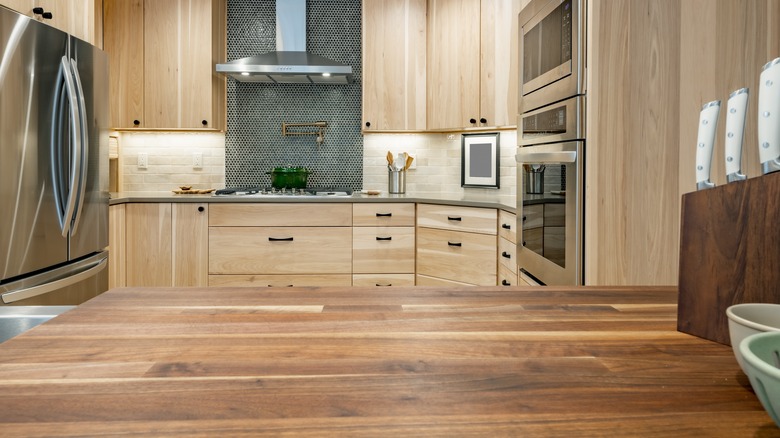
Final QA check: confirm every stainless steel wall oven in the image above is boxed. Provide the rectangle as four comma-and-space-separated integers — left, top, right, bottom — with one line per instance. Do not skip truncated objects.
516, 0, 585, 285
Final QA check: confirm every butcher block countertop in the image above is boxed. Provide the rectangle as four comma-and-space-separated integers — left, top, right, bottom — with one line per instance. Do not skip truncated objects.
0, 286, 777, 437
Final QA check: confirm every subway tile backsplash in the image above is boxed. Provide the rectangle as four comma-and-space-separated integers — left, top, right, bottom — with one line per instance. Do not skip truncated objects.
118, 132, 226, 192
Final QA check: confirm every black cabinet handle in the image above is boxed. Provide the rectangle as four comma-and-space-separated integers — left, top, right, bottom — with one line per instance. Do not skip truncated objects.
502, 280, 511, 286
133, 119, 140, 126
480, 117, 487, 124
33, 7, 44, 14
469, 118, 477, 124
269, 284, 294, 287
522, 216, 527, 221
502, 224, 511, 230
42, 12, 52, 19
197, 206, 205, 212
365, 121, 371, 127
376, 236, 392, 241
447, 216, 462, 221
268, 237, 294, 242
201, 120, 208, 126
522, 241, 527, 246
502, 251, 511, 259
448, 241, 462, 247
376, 213, 392, 217
376, 283, 392, 287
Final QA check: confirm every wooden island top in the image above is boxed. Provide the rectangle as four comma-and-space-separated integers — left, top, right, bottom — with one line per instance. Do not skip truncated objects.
0, 286, 777, 437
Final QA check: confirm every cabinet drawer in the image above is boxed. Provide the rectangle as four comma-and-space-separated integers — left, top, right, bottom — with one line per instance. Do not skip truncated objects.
353, 203, 415, 226
498, 236, 516, 273
209, 204, 352, 227
209, 227, 352, 274
416, 228, 497, 285
353, 227, 415, 274
498, 264, 519, 287
352, 274, 415, 287
417, 204, 497, 235
209, 274, 352, 287
498, 210, 516, 243
415, 274, 474, 287
521, 204, 543, 229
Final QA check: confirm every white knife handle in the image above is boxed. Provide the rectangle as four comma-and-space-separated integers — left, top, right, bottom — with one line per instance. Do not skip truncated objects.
695, 100, 720, 189
725, 88, 748, 182
758, 57, 780, 174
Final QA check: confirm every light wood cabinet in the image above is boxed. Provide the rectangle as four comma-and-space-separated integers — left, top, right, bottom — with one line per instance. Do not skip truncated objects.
426, 0, 524, 130
1, 0, 101, 45
103, 0, 226, 130
108, 204, 126, 289
362, 0, 426, 131
208, 204, 353, 287
497, 211, 519, 287
416, 205, 497, 286
352, 203, 415, 285
121, 202, 209, 287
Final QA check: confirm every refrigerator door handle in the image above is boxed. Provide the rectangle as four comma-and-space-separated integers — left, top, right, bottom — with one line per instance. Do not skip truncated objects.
56, 55, 82, 237
68, 57, 89, 235
1, 253, 107, 304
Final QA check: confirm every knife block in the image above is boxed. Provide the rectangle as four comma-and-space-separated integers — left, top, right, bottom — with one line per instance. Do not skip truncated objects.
678, 171, 780, 345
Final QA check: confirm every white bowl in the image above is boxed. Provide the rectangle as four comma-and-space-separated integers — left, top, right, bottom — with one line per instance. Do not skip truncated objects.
727, 303, 780, 372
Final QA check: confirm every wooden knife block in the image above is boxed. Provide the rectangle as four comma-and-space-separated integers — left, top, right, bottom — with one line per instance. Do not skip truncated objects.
678, 171, 780, 345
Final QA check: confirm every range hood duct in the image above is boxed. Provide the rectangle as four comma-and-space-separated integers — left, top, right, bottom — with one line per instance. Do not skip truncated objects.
216, 0, 354, 84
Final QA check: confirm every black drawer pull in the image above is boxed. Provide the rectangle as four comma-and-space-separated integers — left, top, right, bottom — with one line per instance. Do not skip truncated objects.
376, 236, 392, 241
448, 241, 462, 247
502, 280, 511, 286
522, 216, 527, 221
376, 283, 392, 287
268, 284, 294, 287
522, 241, 527, 246
268, 237, 294, 242
447, 216, 462, 221
502, 223, 511, 230
197, 206, 205, 212
376, 213, 392, 217
502, 251, 511, 259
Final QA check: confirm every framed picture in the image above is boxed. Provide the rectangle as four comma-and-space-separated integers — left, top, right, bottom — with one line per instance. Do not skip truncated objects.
461, 133, 500, 188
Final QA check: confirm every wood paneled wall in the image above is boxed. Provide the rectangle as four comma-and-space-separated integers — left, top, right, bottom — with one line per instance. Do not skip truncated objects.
678, 0, 780, 193
585, 0, 681, 285
585, 0, 779, 286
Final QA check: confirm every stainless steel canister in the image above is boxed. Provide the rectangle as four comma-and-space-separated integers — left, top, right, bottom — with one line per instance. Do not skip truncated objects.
523, 164, 545, 194
388, 169, 406, 194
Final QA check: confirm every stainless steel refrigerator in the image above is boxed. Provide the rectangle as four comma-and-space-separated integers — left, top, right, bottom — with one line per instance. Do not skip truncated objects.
0, 6, 108, 306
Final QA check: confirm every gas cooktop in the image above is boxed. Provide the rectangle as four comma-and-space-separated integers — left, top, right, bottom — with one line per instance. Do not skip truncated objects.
213, 187, 353, 197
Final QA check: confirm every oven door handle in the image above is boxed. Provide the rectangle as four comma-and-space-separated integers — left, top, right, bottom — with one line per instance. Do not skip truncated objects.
515, 150, 577, 164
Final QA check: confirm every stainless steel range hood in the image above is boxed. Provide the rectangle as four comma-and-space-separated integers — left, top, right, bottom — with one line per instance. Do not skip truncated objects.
216, 0, 354, 84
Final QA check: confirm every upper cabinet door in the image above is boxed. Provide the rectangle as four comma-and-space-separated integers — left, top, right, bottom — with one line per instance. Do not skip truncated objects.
426, 0, 480, 130
426, 0, 524, 131
480, 0, 525, 128
1, 1, 100, 45
103, 0, 226, 130
104, 0, 144, 129
362, 0, 427, 131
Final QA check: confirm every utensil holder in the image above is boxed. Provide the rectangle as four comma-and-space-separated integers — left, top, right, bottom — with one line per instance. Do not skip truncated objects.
389, 169, 406, 194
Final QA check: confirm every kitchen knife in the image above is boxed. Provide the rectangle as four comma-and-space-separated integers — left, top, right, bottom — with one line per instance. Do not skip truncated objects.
695, 100, 721, 190
725, 88, 749, 182
758, 57, 780, 175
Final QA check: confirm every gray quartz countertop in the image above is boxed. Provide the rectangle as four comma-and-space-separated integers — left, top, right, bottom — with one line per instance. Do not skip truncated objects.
109, 191, 570, 213
109, 191, 519, 213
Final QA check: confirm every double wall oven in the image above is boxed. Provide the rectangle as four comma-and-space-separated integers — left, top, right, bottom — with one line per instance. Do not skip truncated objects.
516, 0, 585, 285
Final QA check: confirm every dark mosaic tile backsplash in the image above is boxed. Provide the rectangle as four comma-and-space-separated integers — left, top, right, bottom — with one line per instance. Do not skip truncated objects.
225, 0, 363, 189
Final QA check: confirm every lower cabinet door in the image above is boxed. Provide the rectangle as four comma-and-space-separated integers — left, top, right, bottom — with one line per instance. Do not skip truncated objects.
352, 274, 415, 287
208, 274, 352, 287
416, 227, 497, 285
